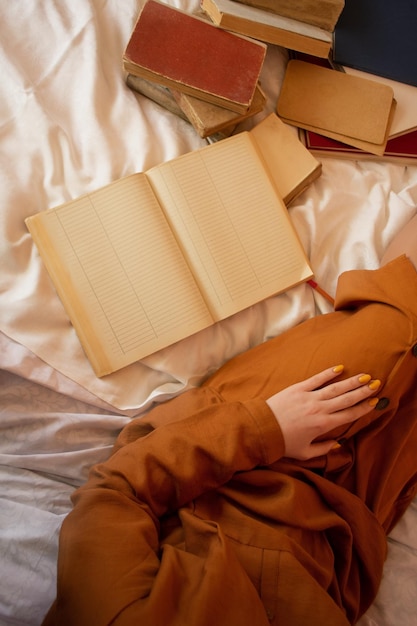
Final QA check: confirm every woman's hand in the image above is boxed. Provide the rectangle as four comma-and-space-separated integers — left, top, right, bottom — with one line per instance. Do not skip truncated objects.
266, 365, 380, 460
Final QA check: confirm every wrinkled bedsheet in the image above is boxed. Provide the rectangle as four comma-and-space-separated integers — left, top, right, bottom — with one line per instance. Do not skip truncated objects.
1, 1, 417, 624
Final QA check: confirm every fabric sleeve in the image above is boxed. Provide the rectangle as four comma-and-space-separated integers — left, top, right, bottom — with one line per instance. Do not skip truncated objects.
43, 396, 284, 626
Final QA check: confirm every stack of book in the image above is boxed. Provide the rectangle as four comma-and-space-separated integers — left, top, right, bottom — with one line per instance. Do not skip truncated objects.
123, 1, 349, 140
199, 0, 417, 164
306, 0, 417, 164
279, 54, 417, 165
124, 0, 416, 162
299, 96, 417, 166
123, 0, 268, 139
277, 57, 396, 156
201, 0, 344, 58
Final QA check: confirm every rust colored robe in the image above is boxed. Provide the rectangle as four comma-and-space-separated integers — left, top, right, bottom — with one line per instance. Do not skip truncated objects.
43, 256, 417, 626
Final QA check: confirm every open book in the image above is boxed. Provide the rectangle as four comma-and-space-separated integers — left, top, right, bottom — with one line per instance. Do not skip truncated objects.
26, 117, 314, 376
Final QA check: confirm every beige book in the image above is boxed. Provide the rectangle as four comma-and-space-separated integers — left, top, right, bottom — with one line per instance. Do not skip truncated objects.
277, 60, 396, 155
126, 74, 234, 141
250, 113, 321, 205
171, 83, 266, 138
126, 73, 189, 122
25, 115, 315, 377
201, 0, 332, 58
231, 0, 345, 31
126, 74, 266, 139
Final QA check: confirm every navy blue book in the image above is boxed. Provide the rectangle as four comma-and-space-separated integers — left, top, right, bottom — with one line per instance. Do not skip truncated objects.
333, 0, 417, 87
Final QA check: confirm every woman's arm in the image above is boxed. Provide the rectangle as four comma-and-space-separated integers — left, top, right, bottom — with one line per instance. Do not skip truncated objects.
45, 396, 283, 626
43, 366, 379, 625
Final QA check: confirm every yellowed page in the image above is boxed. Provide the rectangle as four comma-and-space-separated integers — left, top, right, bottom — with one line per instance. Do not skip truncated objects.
249, 113, 321, 205
26, 174, 213, 376
147, 132, 313, 321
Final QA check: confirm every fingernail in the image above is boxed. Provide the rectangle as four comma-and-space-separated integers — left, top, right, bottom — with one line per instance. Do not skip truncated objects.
358, 374, 371, 384
333, 364, 344, 373
368, 397, 379, 407
368, 379, 381, 390
331, 442, 341, 450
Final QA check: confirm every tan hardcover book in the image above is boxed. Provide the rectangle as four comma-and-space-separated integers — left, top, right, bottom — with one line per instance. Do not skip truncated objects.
201, 0, 332, 58
277, 60, 396, 155
126, 74, 234, 141
123, 0, 266, 114
171, 83, 266, 138
126, 73, 266, 138
25, 119, 315, 376
251, 113, 321, 205
230, 0, 345, 31
126, 74, 189, 122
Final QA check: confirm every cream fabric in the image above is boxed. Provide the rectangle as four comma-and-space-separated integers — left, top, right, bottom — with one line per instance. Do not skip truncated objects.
1, 1, 417, 624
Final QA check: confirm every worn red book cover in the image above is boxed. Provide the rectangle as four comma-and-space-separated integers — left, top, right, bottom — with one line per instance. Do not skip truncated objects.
301, 129, 417, 165
123, 0, 266, 113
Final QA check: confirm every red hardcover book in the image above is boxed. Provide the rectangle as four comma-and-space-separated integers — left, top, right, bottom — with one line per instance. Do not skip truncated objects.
301, 128, 417, 165
123, 0, 266, 114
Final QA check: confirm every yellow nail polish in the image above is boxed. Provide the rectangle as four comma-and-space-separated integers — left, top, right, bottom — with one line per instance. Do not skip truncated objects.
368, 397, 379, 407
358, 374, 371, 384
333, 364, 344, 373
331, 442, 341, 450
368, 379, 381, 391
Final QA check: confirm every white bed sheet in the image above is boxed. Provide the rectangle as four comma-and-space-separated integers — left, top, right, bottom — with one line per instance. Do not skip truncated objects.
1, 1, 417, 624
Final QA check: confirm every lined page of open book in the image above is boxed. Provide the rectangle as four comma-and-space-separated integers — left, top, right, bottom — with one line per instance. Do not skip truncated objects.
147, 132, 312, 319
26, 131, 312, 375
